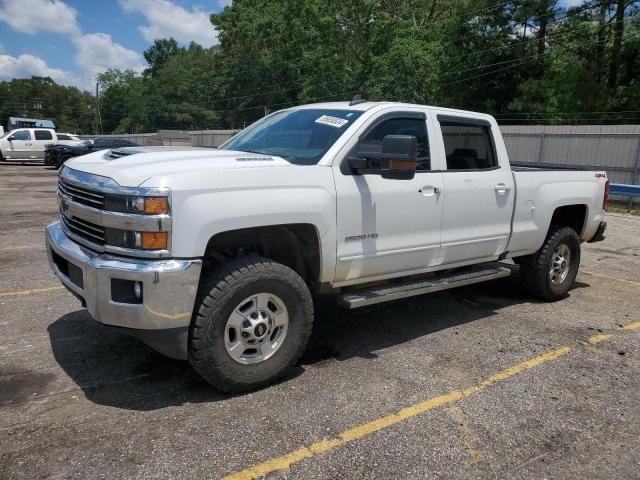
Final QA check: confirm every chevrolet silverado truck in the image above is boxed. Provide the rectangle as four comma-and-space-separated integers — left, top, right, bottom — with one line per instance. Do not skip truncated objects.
0, 128, 80, 160
46, 101, 608, 392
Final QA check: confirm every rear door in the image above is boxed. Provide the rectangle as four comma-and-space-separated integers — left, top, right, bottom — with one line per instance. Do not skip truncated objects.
33, 130, 55, 158
435, 115, 514, 265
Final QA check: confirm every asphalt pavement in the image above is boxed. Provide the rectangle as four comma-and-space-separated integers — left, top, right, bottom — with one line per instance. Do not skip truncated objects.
1, 164, 639, 479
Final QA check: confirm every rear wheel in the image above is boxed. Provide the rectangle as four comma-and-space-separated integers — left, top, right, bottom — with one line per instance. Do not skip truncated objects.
189, 256, 313, 392
519, 226, 581, 301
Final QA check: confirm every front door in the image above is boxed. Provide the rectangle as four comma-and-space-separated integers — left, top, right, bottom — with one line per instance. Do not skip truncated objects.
435, 117, 514, 265
334, 112, 444, 284
6, 129, 33, 159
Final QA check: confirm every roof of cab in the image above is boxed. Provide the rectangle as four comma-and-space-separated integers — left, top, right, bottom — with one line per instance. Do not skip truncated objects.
287, 101, 493, 120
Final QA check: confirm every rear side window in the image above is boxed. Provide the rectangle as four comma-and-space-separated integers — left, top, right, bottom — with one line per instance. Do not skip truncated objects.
11, 130, 31, 141
360, 117, 431, 171
57, 134, 72, 140
440, 122, 497, 171
35, 130, 53, 140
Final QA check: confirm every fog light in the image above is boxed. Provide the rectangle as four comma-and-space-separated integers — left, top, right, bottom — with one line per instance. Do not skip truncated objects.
134, 281, 142, 299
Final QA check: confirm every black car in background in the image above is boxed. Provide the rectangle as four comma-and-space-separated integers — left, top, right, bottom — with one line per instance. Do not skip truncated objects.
45, 138, 140, 169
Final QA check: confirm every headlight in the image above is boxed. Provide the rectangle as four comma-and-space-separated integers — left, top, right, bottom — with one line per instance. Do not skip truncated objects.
104, 194, 170, 215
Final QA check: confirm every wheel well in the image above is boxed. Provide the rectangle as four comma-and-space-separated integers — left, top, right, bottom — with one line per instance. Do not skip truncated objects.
203, 224, 321, 291
550, 204, 587, 236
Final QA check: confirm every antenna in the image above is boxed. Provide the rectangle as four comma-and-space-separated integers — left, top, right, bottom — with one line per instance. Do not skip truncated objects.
349, 94, 367, 106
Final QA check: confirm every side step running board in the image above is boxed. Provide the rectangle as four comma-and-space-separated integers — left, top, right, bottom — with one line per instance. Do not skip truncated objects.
337, 264, 512, 309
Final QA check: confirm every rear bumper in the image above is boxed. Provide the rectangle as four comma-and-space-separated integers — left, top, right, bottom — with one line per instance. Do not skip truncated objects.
46, 221, 202, 358
587, 221, 607, 243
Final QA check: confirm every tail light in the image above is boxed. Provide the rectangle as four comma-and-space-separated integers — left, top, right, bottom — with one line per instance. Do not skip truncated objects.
603, 179, 610, 210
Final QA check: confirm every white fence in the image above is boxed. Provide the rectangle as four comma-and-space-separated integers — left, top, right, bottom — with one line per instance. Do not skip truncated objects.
501, 125, 640, 186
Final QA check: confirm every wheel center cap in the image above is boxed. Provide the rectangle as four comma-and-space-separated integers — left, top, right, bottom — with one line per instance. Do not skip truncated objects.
254, 322, 267, 338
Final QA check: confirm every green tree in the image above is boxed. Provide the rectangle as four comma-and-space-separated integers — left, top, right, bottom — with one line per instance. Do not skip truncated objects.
143, 38, 182, 76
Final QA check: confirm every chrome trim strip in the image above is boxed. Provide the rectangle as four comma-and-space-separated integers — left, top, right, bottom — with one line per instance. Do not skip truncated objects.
105, 244, 171, 259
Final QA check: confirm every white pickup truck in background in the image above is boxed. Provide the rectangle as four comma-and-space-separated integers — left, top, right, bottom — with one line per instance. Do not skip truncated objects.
0, 128, 80, 160
46, 101, 608, 392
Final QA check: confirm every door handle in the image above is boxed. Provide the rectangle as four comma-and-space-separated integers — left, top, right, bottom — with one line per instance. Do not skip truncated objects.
419, 186, 441, 196
25, 142, 32, 146
494, 183, 511, 193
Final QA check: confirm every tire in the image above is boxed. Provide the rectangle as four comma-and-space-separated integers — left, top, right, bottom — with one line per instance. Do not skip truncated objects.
189, 256, 314, 392
518, 225, 581, 301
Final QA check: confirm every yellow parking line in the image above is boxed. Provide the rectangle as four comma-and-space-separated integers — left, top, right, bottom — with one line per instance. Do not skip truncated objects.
588, 334, 611, 345
581, 270, 640, 287
622, 321, 640, 330
0, 286, 64, 298
222, 346, 571, 480
447, 406, 484, 462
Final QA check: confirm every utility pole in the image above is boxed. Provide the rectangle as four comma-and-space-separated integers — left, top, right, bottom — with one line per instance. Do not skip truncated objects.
95, 82, 99, 135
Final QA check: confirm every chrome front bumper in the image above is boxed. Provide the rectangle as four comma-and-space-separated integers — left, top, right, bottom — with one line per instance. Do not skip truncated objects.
46, 221, 202, 332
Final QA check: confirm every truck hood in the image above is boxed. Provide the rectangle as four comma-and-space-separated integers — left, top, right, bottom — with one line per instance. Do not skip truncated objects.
64, 146, 293, 187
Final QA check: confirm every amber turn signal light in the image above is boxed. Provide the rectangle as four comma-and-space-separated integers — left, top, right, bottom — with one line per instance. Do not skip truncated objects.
140, 232, 168, 250
144, 197, 169, 215
389, 159, 417, 170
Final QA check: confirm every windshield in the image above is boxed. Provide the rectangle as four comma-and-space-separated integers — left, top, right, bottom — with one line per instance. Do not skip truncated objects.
221, 109, 363, 165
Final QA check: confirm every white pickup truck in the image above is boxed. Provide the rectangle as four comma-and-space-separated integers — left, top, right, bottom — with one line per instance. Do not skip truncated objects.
46, 101, 608, 392
0, 128, 80, 160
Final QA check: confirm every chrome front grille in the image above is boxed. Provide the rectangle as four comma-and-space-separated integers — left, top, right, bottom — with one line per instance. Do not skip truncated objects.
61, 213, 106, 246
57, 167, 171, 258
58, 177, 104, 209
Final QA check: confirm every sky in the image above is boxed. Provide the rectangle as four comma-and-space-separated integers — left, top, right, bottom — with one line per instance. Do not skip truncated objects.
0, 0, 228, 91
0, 0, 584, 93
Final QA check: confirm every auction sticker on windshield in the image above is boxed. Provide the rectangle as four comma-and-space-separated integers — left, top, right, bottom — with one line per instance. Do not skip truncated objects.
315, 115, 349, 128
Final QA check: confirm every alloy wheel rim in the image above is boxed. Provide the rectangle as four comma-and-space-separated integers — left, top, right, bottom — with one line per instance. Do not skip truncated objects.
224, 293, 289, 364
549, 243, 571, 285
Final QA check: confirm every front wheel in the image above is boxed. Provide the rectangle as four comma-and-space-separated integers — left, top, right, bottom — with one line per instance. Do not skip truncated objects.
189, 256, 313, 392
519, 226, 581, 301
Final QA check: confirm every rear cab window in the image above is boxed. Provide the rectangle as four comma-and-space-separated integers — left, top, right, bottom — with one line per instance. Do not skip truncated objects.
438, 117, 498, 171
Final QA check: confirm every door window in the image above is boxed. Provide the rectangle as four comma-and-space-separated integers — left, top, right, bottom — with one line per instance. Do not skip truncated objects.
360, 117, 431, 171
35, 130, 53, 140
440, 122, 497, 170
11, 130, 31, 141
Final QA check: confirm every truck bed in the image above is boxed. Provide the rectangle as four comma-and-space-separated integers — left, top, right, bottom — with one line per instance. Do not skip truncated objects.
508, 164, 607, 257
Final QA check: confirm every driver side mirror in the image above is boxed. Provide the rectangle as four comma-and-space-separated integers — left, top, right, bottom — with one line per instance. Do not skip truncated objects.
348, 135, 417, 180
8, 135, 16, 141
